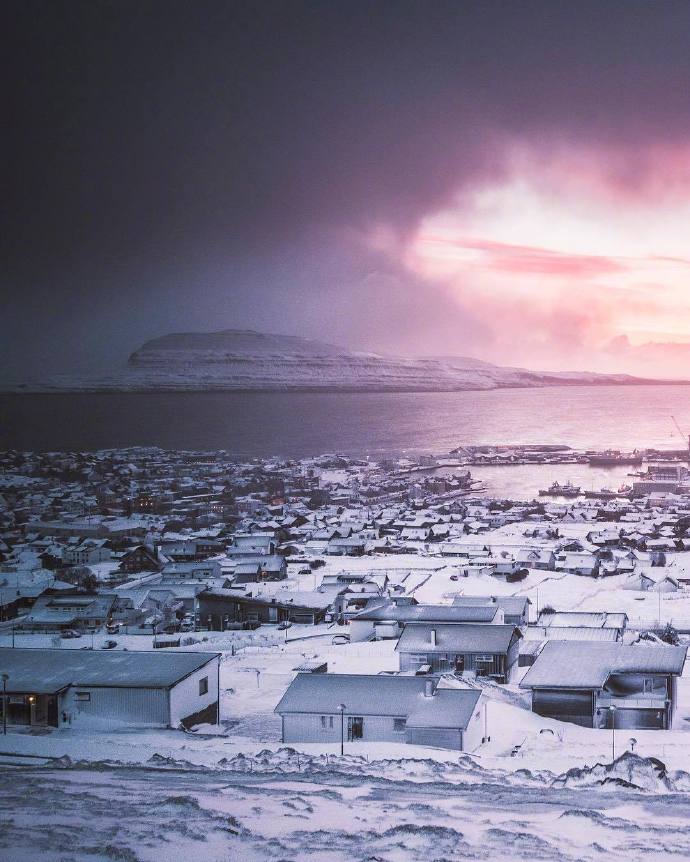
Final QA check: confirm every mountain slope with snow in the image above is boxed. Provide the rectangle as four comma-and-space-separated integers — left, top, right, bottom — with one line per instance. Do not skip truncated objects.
4, 329, 667, 392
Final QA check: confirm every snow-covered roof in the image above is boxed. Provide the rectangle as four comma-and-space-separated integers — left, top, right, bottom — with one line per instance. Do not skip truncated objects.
521, 641, 687, 689
0, 647, 219, 693
396, 623, 521, 654
274, 672, 480, 728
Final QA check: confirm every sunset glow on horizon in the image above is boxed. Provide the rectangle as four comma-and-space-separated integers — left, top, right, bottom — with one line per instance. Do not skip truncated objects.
373, 142, 688, 375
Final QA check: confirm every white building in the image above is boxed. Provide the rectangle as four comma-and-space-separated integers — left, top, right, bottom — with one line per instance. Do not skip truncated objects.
0, 648, 220, 730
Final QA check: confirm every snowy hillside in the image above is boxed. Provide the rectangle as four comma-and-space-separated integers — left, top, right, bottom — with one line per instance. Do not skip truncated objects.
4, 329, 660, 392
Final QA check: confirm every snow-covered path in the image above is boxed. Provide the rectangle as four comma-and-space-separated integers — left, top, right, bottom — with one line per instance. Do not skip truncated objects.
3, 753, 690, 861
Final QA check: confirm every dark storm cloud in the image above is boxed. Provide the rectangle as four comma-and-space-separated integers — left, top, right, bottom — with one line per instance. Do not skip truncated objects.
4, 0, 690, 375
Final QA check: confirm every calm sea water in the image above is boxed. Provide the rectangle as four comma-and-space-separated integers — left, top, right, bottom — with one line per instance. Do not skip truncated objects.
2, 385, 690, 459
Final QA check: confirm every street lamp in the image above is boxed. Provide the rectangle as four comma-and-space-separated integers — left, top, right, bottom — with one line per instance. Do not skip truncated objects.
1, 673, 8, 736
609, 705, 617, 761
337, 703, 346, 756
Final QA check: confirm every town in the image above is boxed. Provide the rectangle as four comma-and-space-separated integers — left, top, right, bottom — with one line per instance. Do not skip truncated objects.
2, 444, 690, 773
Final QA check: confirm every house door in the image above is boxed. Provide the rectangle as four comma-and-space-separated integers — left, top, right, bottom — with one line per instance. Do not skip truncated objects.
347, 716, 364, 741
455, 655, 465, 673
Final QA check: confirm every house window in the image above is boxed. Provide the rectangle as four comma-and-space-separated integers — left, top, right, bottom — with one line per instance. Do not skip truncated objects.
199, 677, 209, 696
393, 718, 406, 732
75, 692, 91, 702
320, 715, 334, 729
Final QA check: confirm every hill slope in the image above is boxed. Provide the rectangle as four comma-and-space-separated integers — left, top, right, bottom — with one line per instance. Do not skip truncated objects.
5, 329, 665, 392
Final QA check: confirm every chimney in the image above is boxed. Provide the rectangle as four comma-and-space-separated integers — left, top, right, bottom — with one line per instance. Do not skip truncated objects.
430, 628, 437, 647
424, 678, 434, 697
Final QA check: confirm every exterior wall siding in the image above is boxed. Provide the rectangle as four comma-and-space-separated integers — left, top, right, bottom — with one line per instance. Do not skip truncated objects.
169, 658, 219, 727
399, 649, 514, 681
405, 727, 463, 750
531, 689, 594, 728
462, 700, 486, 752
282, 713, 407, 744
68, 686, 169, 727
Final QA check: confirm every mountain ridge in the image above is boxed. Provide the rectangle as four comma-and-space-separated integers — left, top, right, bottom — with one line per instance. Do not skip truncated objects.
2, 329, 676, 393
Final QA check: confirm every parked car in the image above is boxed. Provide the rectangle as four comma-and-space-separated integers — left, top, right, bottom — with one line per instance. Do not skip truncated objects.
277, 621, 292, 630
101, 639, 117, 649
225, 620, 261, 631
331, 634, 350, 645
106, 622, 123, 634
60, 629, 81, 639
179, 621, 195, 632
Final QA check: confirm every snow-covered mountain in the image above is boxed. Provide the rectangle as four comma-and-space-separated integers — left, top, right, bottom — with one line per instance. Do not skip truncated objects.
5, 329, 662, 392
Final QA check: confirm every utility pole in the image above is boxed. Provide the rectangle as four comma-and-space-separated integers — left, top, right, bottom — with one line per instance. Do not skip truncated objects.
1, 673, 8, 735
609, 705, 617, 762
338, 703, 346, 756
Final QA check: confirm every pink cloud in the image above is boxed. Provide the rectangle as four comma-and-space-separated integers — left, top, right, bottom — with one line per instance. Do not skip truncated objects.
457, 236, 625, 278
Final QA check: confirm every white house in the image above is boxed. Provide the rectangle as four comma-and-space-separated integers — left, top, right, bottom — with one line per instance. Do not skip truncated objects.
0, 648, 220, 730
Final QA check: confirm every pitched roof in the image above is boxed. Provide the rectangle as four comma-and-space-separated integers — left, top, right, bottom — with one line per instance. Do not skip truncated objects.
451, 595, 530, 615
274, 672, 480, 729
535, 611, 628, 629
406, 687, 481, 729
396, 623, 521, 653
520, 641, 687, 689
352, 604, 499, 624
0, 647, 219, 694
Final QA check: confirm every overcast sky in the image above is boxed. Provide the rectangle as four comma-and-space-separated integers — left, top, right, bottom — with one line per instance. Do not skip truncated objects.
5, 1, 690, 378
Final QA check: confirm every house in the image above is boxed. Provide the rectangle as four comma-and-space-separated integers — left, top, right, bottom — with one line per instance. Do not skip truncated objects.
119, 545, 161, 574
622, 571, 679, 592
198, 587, 331, 626
158, 538, 223, 560
327, 537, 366, 556
18, 593, 116, 632
451, 595, 531, 627
230, 555, 287, 583
555, 552, 599, 576
520, 641, 687, 729
396, 623, 522, 682
161, 560, 222, 580
0, 647, 220, 729
348, 602, 504, 642
62, 539, 112, 566
274, 673, 485, 751
515, 548, 556, 570
228, 533, 276, 557
535, 610, 628, 639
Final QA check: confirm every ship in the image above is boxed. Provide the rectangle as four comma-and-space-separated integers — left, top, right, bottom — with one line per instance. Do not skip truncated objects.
538, 481, 582, 497
588, 450, 643, 466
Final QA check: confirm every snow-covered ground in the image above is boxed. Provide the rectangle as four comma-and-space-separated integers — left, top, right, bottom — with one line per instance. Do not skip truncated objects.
3, 750, 690, 861
7, 526, 690, 857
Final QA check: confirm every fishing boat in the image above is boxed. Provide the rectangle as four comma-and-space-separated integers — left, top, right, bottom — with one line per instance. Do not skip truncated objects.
538, 480, 582, 497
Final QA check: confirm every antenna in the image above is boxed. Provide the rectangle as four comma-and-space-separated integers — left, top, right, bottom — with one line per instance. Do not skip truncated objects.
671, 415, 690, 463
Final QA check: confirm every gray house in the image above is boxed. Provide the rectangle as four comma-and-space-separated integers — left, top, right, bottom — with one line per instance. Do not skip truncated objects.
535, 610, 628, 639
396, 623, 522, 682
0, 647, 220, 730
349, 602, 503, 642
451, 595, 531, 627
520, 641, 687, 729
275, 673, 484, 751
